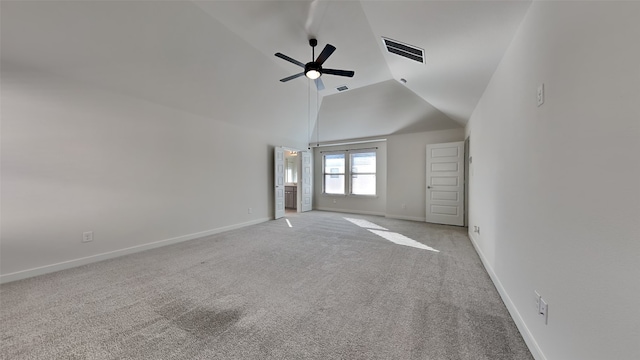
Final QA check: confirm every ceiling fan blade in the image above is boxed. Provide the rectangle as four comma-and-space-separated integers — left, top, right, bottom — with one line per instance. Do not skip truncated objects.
315, 44, 336, 65
275, 53, 305, 68
315, 78, 325, 91
323, 68, 355, 77
280, 72, 305, 82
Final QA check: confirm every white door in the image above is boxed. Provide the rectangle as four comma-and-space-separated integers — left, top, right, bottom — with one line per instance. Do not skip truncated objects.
299, 151, 313, 212
274, 147, 285, 219
426, 141, 464, 226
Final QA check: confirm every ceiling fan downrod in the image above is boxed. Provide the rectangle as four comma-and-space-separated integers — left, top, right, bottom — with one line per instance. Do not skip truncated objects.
310, 38, 317, 59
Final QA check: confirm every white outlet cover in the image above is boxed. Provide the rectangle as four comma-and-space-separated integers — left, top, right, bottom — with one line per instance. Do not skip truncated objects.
82, 231, 93, 243
540, 298, 548, 324
537, 83, 544, 106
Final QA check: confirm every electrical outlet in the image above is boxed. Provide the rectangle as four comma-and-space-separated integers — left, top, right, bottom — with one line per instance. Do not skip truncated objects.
333, 199, 337, 204
248, 208, 252, 214
539, 298, 548, 325
537, 83, 545, 106
401, 203, 406, 210
82, 231, 93, 243
534, 290, 541, 311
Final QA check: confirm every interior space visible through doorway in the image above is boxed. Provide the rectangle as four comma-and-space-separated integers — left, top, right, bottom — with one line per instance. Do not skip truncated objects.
284, 149, 300, 213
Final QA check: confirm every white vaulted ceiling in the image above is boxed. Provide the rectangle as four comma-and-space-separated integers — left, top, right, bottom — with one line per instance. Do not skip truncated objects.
1, 0, 533, 143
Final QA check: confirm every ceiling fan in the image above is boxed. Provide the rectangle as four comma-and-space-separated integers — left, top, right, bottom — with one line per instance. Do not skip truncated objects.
275, 39, 355, 91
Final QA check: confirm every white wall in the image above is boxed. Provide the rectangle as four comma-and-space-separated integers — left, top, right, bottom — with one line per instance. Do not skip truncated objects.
313, 141, 387, 215
386, 129, 465, 221
466, 2, 640, 359
1, 70, 305, 282
0, 1, 312, 282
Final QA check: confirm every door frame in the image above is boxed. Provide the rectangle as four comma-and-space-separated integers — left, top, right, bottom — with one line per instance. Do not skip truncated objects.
276, 146, 312, 217
274, 147, 286, 219
464, 136, 470, 227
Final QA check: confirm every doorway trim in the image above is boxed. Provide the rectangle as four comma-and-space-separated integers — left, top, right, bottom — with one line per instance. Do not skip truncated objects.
464, 136, 470, 227
275, 146, 312, 219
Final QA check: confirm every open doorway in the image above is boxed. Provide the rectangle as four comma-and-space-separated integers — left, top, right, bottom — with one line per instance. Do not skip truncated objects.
274, 147, 313, 219
284, 150, 300, 214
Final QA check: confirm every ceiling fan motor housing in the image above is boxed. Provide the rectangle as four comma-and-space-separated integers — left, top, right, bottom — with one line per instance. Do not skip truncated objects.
305, 62, 322, 78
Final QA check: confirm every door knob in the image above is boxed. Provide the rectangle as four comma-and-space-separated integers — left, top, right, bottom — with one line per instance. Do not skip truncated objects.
427, 186, 432, 189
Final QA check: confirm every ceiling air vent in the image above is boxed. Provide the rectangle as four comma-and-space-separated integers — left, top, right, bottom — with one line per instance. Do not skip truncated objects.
382, 37, 425, 64
336, 85, 349, 92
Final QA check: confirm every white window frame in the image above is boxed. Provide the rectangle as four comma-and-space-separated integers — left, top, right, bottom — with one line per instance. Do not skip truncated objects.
322, 152, 346, 195
349, 150, 377, 196
322, 149, 377, 197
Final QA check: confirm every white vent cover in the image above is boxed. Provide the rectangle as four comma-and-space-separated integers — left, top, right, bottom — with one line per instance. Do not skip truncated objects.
382, 37, 425, 64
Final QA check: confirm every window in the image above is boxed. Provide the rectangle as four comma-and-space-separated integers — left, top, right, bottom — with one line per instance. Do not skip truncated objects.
322, 150, 376, 196
323, 153, 345, 194
350, 152, 376, 195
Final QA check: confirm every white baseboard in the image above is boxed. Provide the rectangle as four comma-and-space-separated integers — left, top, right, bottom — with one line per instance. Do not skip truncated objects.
0, 217, 270, 284
315, 207, 385, 216
467, 231, 547, 360
384, 213, 426, 222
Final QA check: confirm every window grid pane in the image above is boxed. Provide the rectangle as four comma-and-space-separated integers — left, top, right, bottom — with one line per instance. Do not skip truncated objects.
324, 175, 345, 194
324, 154, 345, 174
351, 152, 376, 173
351, 174, 376, 195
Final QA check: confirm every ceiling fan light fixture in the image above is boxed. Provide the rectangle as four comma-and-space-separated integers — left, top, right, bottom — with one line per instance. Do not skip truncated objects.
305, 69, 321, 79
305, 62, 322, 79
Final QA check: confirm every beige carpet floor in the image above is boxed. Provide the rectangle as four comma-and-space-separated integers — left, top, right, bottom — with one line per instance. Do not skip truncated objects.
0, 211, 532, 359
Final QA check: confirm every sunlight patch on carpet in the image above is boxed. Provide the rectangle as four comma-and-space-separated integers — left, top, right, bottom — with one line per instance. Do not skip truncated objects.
343, 217, 439, 252
368, 229, 439, 252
